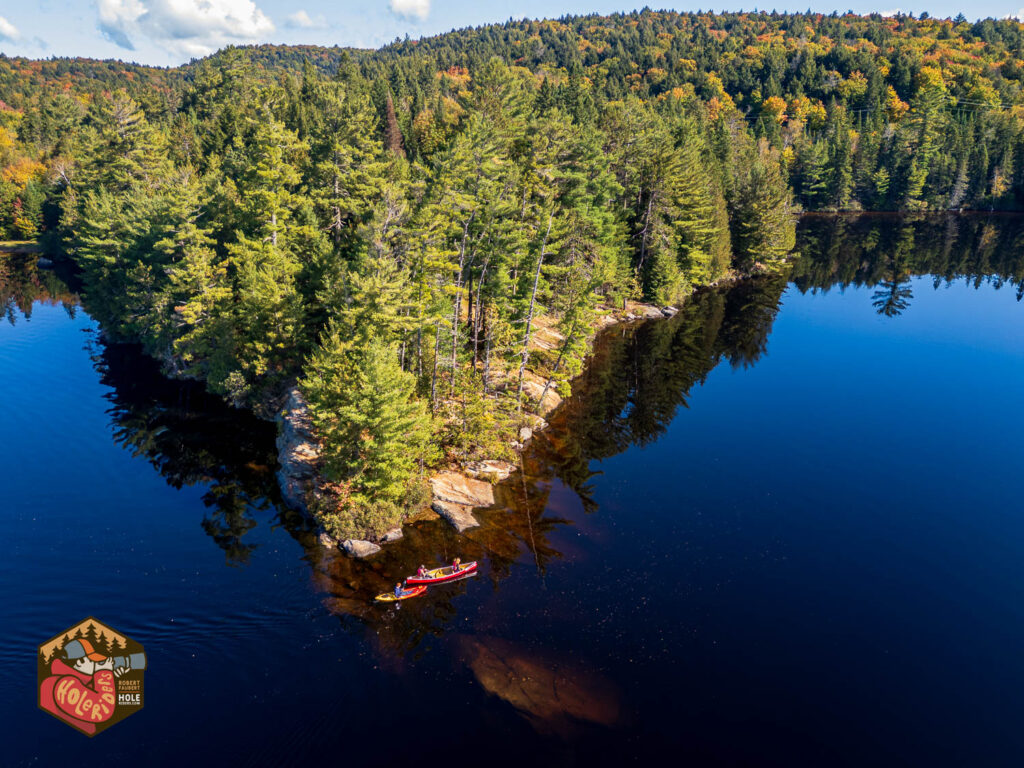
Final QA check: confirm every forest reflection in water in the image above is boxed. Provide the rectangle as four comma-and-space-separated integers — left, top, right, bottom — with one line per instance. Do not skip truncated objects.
6, 214, 1023, 587
793, 212, 1024, 315
3, 212, 1022, 737
6, 213, 1024, 613
536, 213, 1024, 504
0, 253, 79, 324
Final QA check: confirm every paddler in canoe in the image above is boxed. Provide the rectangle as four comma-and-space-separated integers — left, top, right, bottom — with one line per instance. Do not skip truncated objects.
405, 559, 478, 585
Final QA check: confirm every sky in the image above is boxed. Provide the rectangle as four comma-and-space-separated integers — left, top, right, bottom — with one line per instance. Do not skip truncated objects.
0, 1, 1023, 68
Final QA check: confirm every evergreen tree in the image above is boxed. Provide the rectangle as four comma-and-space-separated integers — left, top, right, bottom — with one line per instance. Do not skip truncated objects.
730, 138, 798, 269
302, 329, 436, 535
308, 88, 385, 253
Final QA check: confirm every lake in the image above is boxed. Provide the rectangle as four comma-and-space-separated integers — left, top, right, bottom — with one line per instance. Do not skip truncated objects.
2, 214, 1023, 766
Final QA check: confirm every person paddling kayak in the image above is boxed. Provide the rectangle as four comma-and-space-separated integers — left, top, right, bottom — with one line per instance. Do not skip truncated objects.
394, 582, 405, 598
451, 557, 462, 573
416, 565, 428, 579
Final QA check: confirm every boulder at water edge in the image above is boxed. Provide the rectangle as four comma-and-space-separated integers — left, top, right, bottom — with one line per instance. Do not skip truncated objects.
342, 539, 381, 558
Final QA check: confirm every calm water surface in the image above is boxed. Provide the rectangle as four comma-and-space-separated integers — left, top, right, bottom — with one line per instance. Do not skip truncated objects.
2, 215, 1023, 766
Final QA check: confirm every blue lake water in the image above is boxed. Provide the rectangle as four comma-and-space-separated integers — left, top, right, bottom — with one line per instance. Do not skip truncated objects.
1, 215, 1023, 766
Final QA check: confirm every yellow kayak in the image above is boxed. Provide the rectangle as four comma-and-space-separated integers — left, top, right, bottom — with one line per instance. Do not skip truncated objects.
374, 585, 427, 603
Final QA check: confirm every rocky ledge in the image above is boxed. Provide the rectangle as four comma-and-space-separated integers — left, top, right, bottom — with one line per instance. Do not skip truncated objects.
464, 459, 517, 483
276, 387, 320, 515
276, 299, 678, 553
429, 471, 500, 532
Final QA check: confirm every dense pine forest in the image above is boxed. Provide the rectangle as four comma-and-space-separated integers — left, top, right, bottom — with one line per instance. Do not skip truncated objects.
2, 10, 1023, 539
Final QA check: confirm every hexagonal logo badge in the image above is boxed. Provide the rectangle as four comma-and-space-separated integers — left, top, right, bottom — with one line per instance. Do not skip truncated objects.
37, 617, 146, 736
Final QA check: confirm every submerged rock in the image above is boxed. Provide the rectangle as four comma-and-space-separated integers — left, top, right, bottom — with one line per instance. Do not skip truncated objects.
318, 532, 337, 549
431, 499, 480, 532
455, 635, 621, 736
342, 539, 381, 558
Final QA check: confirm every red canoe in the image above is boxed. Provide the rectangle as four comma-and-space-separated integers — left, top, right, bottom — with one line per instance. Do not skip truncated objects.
405, 561, 478, 585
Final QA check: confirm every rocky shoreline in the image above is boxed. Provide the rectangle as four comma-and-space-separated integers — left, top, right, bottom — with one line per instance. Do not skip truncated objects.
275, 299, 685, 557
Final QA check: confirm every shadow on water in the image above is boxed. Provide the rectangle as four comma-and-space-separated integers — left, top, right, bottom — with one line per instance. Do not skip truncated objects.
4, 213, 1022, 738
91, 339, 286, 566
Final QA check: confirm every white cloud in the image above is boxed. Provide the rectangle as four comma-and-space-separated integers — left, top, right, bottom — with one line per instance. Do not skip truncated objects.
0, 15, 21, 42
390, 0, 430, 21
1010, 9, 1024, 20
286, 10, 327, 29
98, 0, 275, 57
879, 8, 902, 16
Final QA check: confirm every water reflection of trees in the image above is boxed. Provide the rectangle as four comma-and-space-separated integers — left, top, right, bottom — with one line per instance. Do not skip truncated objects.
0, 254, 79, 324
871, 278, 914, 317
83, 315, 569, 654
91, 340, 282, 566
14, 215, 1022, 668
306, 483, 569, 659
527, 213, 1024, 508
792, 214, 1024, 312
526, 275, 788, 510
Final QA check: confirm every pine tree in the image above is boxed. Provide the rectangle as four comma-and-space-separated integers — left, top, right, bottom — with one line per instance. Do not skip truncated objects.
302, 329, 436, 533
329, 179, 419, 348
825, 105, 854, 209
792, 135, 829, 209
231, 109, 306, 247
730, 138, 798, 269
895, 67, 947, 209
308, 88, 386, 253
228, 232, 305, 399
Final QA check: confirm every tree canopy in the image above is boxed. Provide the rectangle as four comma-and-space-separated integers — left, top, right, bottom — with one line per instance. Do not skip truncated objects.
4, 9, 1021, 538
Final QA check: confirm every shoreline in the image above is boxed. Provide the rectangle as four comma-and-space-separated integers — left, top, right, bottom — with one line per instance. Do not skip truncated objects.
5, 244, 765, 555
283, 272, 754, 557
797, 209, 1024, 219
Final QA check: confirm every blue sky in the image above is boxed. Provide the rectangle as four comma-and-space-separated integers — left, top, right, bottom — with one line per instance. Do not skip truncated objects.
0, 1, 1023, 67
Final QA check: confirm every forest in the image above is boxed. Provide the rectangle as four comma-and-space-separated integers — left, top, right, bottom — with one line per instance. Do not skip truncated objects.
1, 10, 1022, 539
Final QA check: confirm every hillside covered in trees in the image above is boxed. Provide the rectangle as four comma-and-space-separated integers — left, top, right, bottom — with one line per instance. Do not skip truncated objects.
2, 9, 1022, 539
